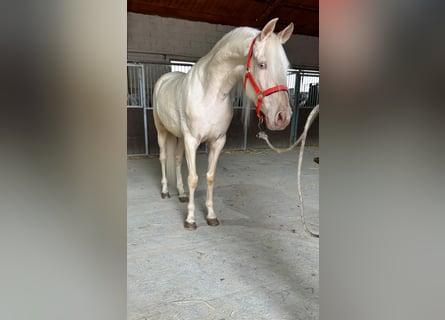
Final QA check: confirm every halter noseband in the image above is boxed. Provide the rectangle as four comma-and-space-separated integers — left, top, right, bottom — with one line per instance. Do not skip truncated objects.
243, 36, 289, 120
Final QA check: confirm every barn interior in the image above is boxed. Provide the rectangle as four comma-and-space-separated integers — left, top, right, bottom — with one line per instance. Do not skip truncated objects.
126, 1, 319, 319
127, 0, 319, 156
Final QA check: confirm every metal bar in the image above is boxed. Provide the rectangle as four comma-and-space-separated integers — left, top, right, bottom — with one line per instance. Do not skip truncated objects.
127, 66, 130, 106
287, 69, 298, 145
130, 66, 134, 105
130, 66, 135, 105
140, 65, 149, 155
291, 70, 301, 143
128, 154, 150, 157
242, 91, 248, 150
146, 65, 151, 108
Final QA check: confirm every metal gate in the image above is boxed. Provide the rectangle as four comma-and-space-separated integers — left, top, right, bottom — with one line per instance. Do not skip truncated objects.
127, 62, 319, 156
127, 63, 148, 155
291, 69, 320, 145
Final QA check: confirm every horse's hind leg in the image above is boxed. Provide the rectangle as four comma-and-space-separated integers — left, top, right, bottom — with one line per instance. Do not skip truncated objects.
175, 137, 188, 202
156, 126, 170, 199
205, 135, 226, 226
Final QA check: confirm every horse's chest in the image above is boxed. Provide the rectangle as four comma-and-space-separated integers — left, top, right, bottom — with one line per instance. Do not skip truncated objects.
187, 101, 233, 139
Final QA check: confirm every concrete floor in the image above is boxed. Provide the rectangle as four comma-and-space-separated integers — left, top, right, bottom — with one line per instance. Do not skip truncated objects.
127, 147, 319, 320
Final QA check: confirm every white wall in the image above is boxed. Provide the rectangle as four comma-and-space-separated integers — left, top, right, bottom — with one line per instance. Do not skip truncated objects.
128, 13, 318, 69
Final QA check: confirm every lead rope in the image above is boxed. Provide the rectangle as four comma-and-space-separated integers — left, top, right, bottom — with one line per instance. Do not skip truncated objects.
256, 105, 319, 238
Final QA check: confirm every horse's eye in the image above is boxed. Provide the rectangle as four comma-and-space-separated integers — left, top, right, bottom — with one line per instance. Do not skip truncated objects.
258, 63, 267, 69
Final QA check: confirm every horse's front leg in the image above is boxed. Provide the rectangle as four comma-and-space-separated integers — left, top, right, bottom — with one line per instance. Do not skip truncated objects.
183, 135, 199, 230
206, 135, 226, 226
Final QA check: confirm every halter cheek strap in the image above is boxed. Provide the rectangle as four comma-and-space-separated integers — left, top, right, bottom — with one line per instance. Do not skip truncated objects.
243, 37, 289, 120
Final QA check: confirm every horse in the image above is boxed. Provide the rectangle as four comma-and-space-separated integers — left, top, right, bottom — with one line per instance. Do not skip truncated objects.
152, 18, 294, 230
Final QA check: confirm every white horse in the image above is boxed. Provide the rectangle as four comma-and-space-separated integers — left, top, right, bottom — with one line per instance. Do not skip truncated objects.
153, 18, 294, 230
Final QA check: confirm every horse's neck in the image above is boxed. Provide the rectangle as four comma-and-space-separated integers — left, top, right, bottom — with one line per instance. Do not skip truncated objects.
198, 28, 258, 98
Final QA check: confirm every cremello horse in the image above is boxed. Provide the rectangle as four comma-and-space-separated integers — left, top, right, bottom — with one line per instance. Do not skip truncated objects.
153, 18, 294, 230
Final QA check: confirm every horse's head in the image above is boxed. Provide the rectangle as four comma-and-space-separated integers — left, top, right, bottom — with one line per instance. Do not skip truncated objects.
245, 18, 294, 131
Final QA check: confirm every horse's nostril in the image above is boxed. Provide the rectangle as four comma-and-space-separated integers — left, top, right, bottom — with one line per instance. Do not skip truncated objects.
277, 112, 284, 122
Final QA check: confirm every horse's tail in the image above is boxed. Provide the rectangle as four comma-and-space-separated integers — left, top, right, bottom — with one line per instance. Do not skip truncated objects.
165, 132, 177, 195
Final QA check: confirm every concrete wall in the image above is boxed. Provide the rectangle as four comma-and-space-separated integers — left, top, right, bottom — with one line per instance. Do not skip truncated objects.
128, 13, 318, 69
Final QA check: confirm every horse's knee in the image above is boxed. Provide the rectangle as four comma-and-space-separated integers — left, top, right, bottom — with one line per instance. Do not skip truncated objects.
206, 174, 214, 186
188, 175, 198, 189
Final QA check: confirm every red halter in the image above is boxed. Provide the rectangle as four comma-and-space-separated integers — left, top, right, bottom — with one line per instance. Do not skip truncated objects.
243, 37, 289, 120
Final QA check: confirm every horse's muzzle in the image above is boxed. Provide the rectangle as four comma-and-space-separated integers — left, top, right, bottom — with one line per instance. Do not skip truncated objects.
266, 110, 292, 130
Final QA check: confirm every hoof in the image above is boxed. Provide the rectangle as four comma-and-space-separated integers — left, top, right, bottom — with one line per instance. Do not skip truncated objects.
206, 218, 220, 226
178, 196, 189, 203
161, 192, 170, 199
184, 221, 197, 230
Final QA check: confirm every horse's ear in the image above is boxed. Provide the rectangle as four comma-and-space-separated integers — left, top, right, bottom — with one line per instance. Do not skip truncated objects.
259, 18, 278, 41
277, 22, 294, 44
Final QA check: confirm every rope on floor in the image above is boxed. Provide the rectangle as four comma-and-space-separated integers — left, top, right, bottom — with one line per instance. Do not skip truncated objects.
256, 105, 320, 238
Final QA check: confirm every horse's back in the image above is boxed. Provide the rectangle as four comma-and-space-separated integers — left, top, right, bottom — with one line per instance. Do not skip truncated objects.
154, 71, 185, 89
153, 72, 185, 103
153, 72, 186, 137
